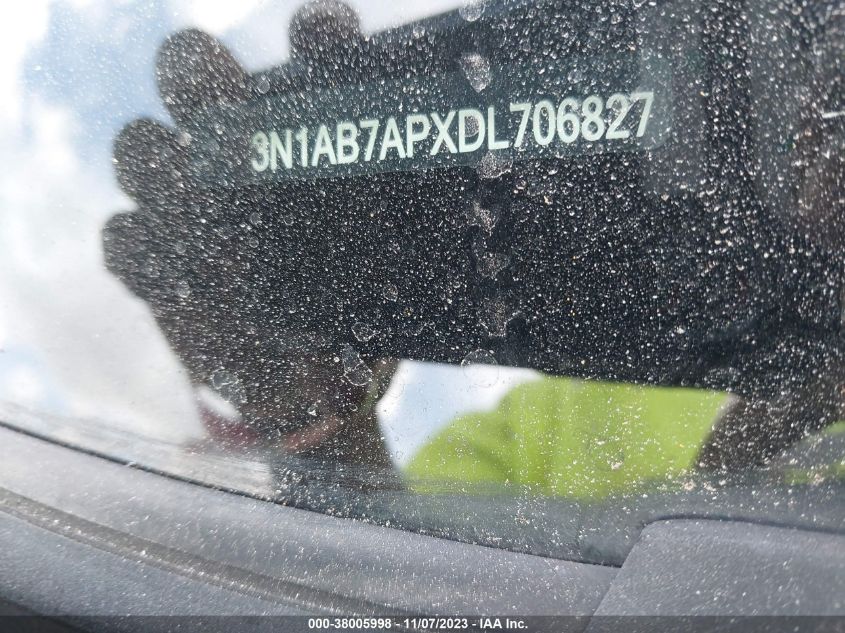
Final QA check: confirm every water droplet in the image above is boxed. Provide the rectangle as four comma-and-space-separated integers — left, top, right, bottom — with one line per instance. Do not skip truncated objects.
281, 213, 295, 227
461, 348, 500, 387
412, 25, 426, 39
210, 370, 229, 389
459, 52, 491, 92
461, 348, 498, 368
383, 283, 399, 302
352, 322, 377, 342
210, 369, 247, 404
177, 132, 192, 147
175, 280, 191, 299
255, 74, 271, 95
459, 0, 486, 21
341, 345, 374, 386
307, 402, 319, 416
477, 152, 512, 179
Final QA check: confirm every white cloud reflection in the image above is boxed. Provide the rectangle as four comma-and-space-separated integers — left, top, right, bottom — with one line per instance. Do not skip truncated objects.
0, 0, 536, 462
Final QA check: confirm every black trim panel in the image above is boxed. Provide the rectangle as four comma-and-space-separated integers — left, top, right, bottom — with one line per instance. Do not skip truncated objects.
0, 425, 615, 616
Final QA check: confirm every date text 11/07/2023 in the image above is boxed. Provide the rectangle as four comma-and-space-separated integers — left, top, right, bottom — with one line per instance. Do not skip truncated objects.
249, 91, 655, 173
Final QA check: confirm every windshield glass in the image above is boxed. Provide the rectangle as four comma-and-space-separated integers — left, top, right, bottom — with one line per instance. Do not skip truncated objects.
1, 0, 844, 564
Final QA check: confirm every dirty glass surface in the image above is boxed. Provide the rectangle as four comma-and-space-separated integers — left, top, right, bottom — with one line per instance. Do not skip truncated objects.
1, 0, 844, 563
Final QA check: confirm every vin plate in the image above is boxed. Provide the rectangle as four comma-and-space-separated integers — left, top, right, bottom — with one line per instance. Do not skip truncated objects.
188, 53, 673, 184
